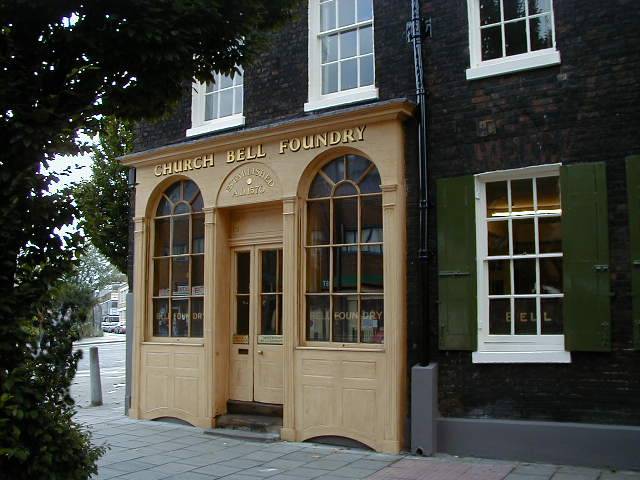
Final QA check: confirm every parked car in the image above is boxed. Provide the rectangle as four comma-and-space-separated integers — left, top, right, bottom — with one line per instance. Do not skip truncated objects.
114, 324, 126, 334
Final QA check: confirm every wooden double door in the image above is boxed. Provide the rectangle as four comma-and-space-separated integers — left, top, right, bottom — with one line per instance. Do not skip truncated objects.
229, 244, 284, 404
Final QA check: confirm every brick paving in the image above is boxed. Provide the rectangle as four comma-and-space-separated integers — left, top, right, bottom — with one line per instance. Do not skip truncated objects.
76, 405, 640, 480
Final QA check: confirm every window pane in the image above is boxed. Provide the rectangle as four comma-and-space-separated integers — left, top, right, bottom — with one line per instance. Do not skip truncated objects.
192, 214, 204, 254
333, 197, 358, 244
205, 92, 218, 120
359, 54, 374, 87
361, 245, 383, 291
306, 247, 330, 293
541, 298, 562, 334
361, 296, 383, 343
528, 0, 551, 15
307, 200, 330, 245
322, 63, 339, 94
503, 0, 526, 20
514, 259, 537, 294
356, 0, 373, 22
338, 0, 356, 27
323, 157, 345, 183
191, 298, 204, 337
277, 250, 283, 292
172, 299, 189, 337
172, 216, 189, 255
261, 295, 277, 335
514, 298, 537, 334
157, 196, 172, 216
192, 193, 203, 212
511, 179, 534, 214
155, 218, 171, 256
309, 174, 332, 198
340, 58, 358, 91
322, 34, 338, 63
191, 255, 204, 296
236, 296, 249, 335
333, 295, 358, 342
154, 258, 170, 297
321, 0, 336, 31
513, 218, 535, 255
359, 26, 373, 55
234, 87, 243, 115
172, 256, 189, 296
489, 260, 511, 295
340, 30, 357, 58
486, 181, 508, 217
236, 252, 250, 294
166, 182, 181, 203
334, 182, 358, 197
183, 180, 198, 202
540, 257, 562, 294
361, 195, 383, 243
261, 250, 278, 293
530, 14, 553, 51
489, 298, 511, 334
220, 73, 233, 89
487, 220, 509, 256
539, 217, 562, 253
205, 80, 216, 93
153, 299, 169, 337
536, 176, 560, 213
333, 246, 358, 291
505, 20, 528, 56
481, 26, 502, 61
346, 155, 370, 182
174, 202, 190, 215
480, 0, 501, 25
307, 296, 330, 341
359, 166, 381, 193
219, 88, 233, 117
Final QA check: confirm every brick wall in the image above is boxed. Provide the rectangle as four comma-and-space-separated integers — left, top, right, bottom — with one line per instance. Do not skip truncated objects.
133, 0, 415, 153
420, 0, 640, 425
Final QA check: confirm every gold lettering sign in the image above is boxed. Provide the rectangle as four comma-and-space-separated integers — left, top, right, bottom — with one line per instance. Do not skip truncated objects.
154, 153, 214, 177
226, 144, 266, 164
225, 165, 276, 198
279, 125, 366, 154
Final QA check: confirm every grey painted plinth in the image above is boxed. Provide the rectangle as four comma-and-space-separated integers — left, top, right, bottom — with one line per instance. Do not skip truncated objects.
411, 362, 438, 456
124, 292, 133, 415
438, 417, 640, 470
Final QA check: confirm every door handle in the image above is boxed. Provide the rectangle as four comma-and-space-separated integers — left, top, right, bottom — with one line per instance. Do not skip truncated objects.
257, 350, 264, 355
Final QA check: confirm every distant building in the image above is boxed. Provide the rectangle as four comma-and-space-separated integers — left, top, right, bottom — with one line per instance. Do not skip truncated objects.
94, 283, 128, 328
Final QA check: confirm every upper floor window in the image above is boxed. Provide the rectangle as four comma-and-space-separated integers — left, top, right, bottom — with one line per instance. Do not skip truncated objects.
466, 0, 560, 80
304, 155, 384, 345
187, 69, 244, 137
305, 0, 378, 112
151, 180, 205, 338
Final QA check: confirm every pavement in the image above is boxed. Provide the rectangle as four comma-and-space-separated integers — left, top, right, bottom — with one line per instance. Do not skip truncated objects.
75, 405, 640, 480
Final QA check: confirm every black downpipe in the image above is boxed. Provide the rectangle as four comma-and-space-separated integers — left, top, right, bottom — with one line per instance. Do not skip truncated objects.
408, 0, 431, 365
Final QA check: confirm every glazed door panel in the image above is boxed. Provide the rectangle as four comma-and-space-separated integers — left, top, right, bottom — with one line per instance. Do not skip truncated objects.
229, 246, 283, 404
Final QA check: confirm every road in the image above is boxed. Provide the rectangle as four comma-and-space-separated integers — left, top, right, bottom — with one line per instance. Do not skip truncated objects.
71, 333, 127, 409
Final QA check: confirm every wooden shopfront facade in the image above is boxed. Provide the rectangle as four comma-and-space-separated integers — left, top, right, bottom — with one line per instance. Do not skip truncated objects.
122, 101, 414, 453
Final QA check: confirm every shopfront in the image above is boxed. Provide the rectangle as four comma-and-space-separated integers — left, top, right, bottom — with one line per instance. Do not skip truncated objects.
122, 100, 413, 453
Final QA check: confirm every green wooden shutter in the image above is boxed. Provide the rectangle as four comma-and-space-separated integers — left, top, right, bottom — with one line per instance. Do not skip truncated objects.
626, 155, 640, 350
561, 162, 611, 351
437, 175, 477, 350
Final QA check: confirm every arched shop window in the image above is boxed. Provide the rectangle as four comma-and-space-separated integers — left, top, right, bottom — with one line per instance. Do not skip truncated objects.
152, 180, 205, 338
305, 155, 384, 344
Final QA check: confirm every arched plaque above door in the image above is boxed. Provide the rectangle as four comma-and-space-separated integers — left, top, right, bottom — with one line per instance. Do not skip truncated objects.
217, 162, 282, 207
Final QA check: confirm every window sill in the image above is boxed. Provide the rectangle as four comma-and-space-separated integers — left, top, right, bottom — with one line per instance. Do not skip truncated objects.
472, 350, 571, 364
186, 114, 245, 137
142, 340, 205, 347
466, 49, 561, 81
304, 86, 378, 112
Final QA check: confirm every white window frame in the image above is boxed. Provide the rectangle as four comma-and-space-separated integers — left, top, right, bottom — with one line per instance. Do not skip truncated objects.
304, 0, 378, 112
465, 0, 561, 81
187, 74, 245, 137
472, 164, 570, 364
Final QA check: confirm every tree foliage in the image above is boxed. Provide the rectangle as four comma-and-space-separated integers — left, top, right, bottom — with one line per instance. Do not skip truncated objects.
76, 118, 134, 274
0, 1, 299, 477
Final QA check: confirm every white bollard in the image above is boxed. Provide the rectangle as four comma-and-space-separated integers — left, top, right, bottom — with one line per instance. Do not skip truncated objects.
89, 346, 103, 406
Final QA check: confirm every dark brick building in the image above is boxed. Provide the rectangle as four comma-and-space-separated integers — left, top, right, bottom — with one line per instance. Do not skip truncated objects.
126, 0, 640, 468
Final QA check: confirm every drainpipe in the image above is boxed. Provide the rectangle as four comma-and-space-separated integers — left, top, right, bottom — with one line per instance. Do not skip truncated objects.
408, 0, 431, 365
